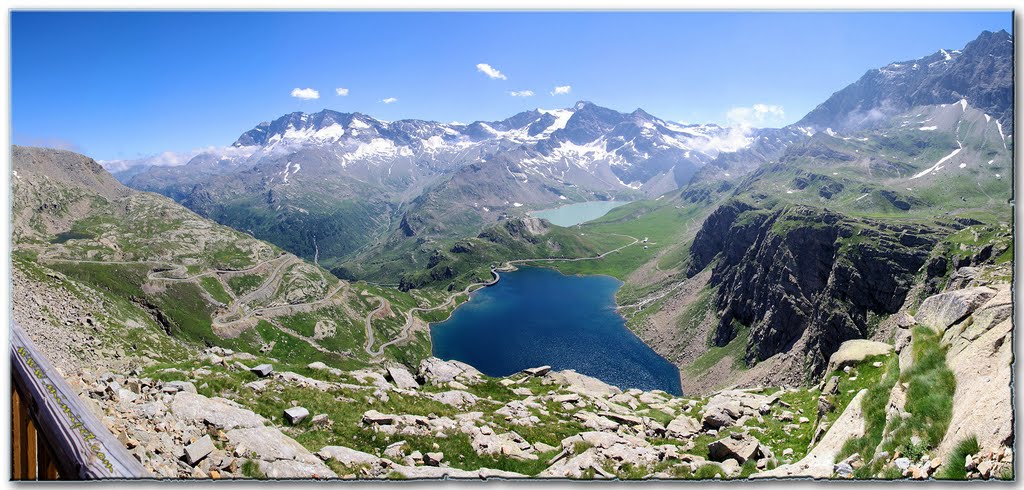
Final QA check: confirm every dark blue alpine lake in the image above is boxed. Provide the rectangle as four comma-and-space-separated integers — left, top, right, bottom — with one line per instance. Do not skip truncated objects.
430, 267, 683, 395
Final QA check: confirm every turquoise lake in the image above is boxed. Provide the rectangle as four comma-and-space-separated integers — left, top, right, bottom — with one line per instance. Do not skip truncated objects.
430, 267, 683, 395
531, 200, 629, 227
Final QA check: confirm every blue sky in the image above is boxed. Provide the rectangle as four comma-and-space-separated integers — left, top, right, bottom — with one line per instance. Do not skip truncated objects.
11, 11, 1012, 161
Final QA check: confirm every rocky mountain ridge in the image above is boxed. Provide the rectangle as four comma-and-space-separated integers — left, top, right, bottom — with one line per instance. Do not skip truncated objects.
797, 30, 1013, 134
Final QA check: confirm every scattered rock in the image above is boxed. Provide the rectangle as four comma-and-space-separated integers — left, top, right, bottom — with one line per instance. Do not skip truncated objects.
386, 365, 420, 390
522, 366, 551, 377
666, 415, 701, 439
184, 435, 215, 466
362, 410, 395, 425
424, 452, 444, 466
894, 457, 911, 472
707, 433, 763, 463
284, 407, 309, 425
428, 390, 479, 408
250, 364, 274, 377
753, 390, 868, 479
310, 414, 330, 428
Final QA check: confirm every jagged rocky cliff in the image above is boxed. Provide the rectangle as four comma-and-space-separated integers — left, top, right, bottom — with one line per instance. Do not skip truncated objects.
687, 200, 940, 377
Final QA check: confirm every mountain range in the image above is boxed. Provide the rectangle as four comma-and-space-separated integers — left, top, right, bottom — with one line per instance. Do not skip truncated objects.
119, 30, 1012, 281
10, 27, 1016, 481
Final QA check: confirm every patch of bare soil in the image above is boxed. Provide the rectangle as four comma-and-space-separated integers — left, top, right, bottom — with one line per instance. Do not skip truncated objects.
373, 299, 395, 320
629, 269, 711, 366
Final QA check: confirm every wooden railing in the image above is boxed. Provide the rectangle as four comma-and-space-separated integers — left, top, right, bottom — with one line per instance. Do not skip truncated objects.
10, 321, 150, 480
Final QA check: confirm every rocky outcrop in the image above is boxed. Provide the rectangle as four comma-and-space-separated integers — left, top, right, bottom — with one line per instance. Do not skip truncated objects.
753, 390, 868, 479
540, 432, 665, 479
700, 390, 778, 429
915, 286, 997, 331
707, 433, 768, 464
417, 357, 483, 386
687, 201, 937, 378
932, 284, 1012, 461
824, 340, 893, 373
170, 392, 267, 430
228, 427, 337, 478
543, 369, 622, 396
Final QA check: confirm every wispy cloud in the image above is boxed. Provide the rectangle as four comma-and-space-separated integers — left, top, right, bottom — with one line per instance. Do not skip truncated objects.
335, 87, 349, 96
476, 63, 508, 80
509, 90, 535, 97
550, 85, 572, 96
98, 145, 255, 172
291, 87, 320, 100
381, 97, 398, 104
725, 103, 785, 128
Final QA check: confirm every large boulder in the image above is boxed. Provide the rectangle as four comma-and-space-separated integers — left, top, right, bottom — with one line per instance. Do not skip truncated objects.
666, 415, 702, 439
915, 286, 996, 332
700, 391, 773, 428
386, 365, 420, 390
361, 410, 395, 425
542, 432, 661, 478
250, 364, 274, 377
707, 433, 763, 463
228, 427, 321, 463
417, 357, 483, 385
825, 339, 893, 373
170, 392, 267, 430
228, 426, 336, 478
427, 390, 479, 408
184, 435, 215, 465
317, 446, 381, 467
574, 411, 620, 432
545, 370, 621, 396
275, 371, 336, 391
284, 406, 310, 425
466, 426, 537, 461
522, 366, 551, 376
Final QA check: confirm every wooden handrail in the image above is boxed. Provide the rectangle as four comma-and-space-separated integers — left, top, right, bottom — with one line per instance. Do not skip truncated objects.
10, 321, 150, 479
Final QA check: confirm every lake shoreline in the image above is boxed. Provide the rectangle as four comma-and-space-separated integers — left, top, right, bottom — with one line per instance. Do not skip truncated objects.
530, 200, 631, 227
429, 266, 684, 396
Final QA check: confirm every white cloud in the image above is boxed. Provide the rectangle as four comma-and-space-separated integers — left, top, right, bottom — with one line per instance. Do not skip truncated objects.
725, 103, 785, 128
98, 145, 255, 172
290, 87, 320, 100
335, 87, 349, 96
509, 90, 535, 97
550, 85, 572, 96
476, 63, 508, 80
381, 97, 398, 104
